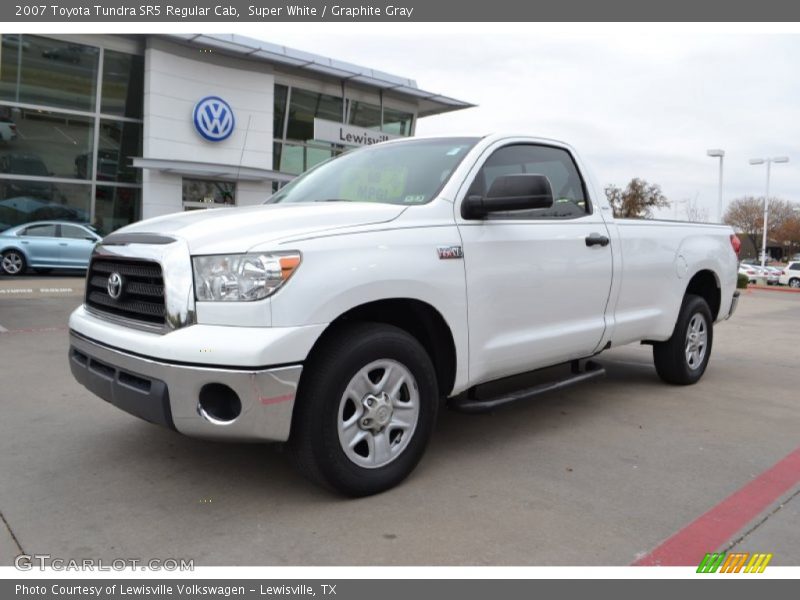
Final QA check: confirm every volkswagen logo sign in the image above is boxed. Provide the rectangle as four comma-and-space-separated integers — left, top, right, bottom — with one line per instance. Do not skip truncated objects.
193, 96, 235, 142
107, 272, 124, 300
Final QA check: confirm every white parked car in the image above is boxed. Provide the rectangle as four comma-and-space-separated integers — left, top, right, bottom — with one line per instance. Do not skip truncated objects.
756, 265, 779, 285
779, 262, 800, 288
67, 134, 739, 495
763, 266, 783, 284
738, 263, 760, 283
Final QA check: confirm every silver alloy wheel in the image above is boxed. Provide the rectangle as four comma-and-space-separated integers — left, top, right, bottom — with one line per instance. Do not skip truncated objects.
790, 279, 800, 289
684, 313, 708, 370
337, 359, 420, 469
2, 252, 23, 275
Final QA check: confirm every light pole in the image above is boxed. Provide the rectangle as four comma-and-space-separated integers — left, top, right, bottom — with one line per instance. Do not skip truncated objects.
749, 156, 790, 267
707, 149, 725, 222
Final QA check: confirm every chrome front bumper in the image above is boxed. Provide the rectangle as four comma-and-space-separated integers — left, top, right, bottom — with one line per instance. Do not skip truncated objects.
69, 331, 301, 442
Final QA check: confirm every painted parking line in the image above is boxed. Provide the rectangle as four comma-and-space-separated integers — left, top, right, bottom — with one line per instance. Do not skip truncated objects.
633, 445, 800, 566
0, 326, 68, 335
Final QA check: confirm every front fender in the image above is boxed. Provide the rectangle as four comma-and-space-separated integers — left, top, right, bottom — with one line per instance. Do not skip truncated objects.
270, 226, 470, 392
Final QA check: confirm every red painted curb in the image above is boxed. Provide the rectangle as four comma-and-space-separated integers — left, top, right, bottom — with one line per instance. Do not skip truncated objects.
633, 446, 800, 566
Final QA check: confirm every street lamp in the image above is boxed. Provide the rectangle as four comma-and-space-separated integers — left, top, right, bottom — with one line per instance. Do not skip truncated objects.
749, 156, 790, 267
707, 149, 725, 222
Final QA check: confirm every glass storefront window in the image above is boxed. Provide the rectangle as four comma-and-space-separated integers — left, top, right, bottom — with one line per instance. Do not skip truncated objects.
286, 89, 343, 142
182, 178, 236, 209
0, 35, 99, 112
273, 84, 288, 138
348, 100, 381, 129
101, 49, 144, 119
0, 107, 93, 180
383, 108, 413, 136
0, 179, 90, 230
278, 143, 304, 175
97, 119, 142, 183
275, 142, 337, 175
0, 36, 143, 236
94, 186, 140, 235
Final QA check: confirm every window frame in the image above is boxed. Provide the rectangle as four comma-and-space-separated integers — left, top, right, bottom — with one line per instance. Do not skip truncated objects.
60, 223, 95, 240
20, 223, 58, 238
463, 142, 593, 221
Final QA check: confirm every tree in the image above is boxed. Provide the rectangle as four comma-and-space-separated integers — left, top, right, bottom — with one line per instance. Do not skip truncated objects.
723, 197, 798, 256
723, 196, 762, 251
605, 178, 670, 219
773, 212, 800, 259
685, 198, 709, 223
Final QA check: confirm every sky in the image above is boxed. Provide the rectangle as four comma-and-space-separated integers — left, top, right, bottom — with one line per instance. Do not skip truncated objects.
257, 25, 800, 221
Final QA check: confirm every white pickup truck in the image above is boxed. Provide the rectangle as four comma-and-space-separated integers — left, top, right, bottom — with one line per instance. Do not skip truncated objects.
68, 135, 739, 496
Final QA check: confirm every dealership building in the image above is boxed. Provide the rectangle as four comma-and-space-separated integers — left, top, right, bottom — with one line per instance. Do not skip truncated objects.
0, 33, 471, 234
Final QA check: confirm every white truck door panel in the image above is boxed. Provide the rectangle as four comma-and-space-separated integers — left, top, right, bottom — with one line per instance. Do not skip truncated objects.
459, 220, 612, 384
456, 142, 613, 385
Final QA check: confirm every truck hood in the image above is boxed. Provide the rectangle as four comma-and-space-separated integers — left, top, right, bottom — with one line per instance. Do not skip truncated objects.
114, 202, 406, 254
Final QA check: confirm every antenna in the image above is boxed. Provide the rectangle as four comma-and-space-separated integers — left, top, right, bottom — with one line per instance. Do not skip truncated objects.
235, 114, 253, 188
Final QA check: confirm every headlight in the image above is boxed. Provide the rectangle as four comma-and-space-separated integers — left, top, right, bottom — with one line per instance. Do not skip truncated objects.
192, 252, 301, 302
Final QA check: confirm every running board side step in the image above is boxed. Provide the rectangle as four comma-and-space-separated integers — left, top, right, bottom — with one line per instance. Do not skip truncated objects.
450, 360, 606, 414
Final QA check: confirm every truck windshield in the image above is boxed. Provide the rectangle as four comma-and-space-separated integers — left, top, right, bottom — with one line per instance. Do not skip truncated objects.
267, 137, 480, 206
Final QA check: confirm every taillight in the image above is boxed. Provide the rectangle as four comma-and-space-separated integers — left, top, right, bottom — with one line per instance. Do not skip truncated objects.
730, 234, 741, 257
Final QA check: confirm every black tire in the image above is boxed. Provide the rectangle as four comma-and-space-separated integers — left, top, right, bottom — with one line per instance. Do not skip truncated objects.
653, 294, 713, 385
789, 278, 800, 289
1, 249, 26, 276
288, 322, 439, 497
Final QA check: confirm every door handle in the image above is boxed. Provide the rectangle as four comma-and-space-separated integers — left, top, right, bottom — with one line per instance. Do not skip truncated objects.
585, 233, 610, 247
59, 242, 68, 246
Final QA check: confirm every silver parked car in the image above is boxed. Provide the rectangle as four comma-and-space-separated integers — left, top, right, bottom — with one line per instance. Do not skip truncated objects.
0, 221, 102, 275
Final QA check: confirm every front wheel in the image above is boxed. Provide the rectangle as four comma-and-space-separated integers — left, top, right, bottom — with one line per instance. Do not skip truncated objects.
653, 294, 713, 385
288, 322, 439, 496
1, 250, 26, 275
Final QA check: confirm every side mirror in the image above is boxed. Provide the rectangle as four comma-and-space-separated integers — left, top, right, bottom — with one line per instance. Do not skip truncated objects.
462, 173, 554, 219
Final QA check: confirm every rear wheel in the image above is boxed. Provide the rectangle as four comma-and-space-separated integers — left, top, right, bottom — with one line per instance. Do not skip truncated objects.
653, 294, 713, 385
789, 278, 800, 289
1, 250, 26, 275
288, 322, 438, 496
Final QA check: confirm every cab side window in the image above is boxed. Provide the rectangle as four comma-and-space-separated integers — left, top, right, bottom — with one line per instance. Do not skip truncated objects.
21, 224, 57, 237
467, 144, 590, 219
61, 225, 89, 240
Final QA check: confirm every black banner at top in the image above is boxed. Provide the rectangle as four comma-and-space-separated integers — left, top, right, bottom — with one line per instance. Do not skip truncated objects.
3, 0, 800, 22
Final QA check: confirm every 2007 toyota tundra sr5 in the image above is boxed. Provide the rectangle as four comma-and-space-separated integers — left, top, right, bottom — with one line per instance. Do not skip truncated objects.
69, 135, 739, 495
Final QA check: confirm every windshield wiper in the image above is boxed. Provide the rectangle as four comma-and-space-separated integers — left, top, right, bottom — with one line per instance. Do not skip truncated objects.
316, 198, 355, 202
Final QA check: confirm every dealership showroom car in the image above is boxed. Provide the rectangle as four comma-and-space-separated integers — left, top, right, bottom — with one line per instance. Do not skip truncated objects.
0, 221, 101, 275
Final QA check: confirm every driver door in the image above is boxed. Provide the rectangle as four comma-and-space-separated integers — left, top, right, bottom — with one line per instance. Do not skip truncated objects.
456, 142, 613, 385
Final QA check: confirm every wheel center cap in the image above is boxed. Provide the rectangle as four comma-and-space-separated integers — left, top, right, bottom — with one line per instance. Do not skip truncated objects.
360, 392, 393, 432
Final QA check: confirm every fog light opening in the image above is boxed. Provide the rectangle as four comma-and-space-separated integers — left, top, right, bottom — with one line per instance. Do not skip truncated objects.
198, 383, 242, 425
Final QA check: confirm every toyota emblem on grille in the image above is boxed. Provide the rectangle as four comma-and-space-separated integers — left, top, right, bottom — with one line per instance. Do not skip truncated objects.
107, 272, 124, 300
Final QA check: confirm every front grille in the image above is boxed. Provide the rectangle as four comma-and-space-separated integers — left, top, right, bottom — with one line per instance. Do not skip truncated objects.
86, 258, 166, 326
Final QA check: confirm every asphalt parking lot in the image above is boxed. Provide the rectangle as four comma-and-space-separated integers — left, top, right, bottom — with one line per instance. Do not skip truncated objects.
0, 277, 798, 566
